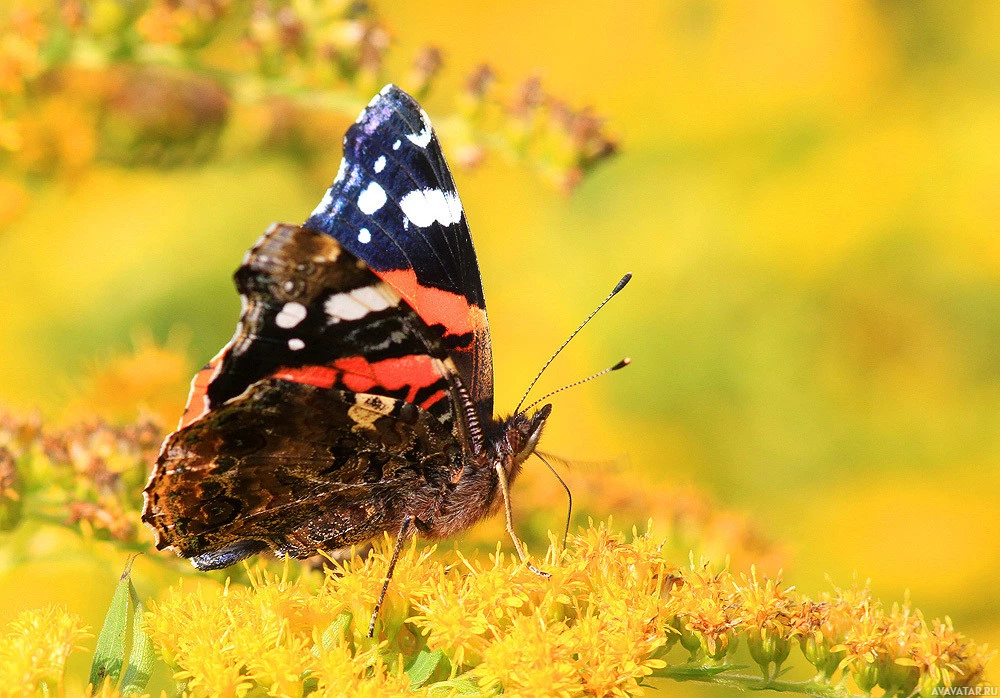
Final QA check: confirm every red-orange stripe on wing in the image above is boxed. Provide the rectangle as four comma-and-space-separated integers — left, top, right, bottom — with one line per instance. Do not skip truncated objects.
271, 365, 341, 389
270, 355, 445, 406
334, 354, 444, 403
377, 268, 486, 339
419, 389, 448, 412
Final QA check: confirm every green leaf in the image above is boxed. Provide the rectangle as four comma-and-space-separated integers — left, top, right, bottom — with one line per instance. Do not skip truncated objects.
119, 579, 155, 695
405, 647, 444, 688
318, 611, 353, 652
89, 554, 155, 696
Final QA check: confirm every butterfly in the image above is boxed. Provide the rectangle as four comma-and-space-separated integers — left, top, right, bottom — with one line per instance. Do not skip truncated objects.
142, 84, 627, 636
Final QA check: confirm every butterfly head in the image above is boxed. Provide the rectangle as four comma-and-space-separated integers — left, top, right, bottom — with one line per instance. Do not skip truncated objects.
495, 403, 552, 478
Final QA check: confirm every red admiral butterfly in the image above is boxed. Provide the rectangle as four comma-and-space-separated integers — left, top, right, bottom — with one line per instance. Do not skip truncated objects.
142, 85, 628, 636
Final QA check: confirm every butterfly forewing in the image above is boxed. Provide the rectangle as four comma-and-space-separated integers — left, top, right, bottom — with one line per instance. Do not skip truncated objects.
177, 224, 458, 430
306, 85, 494, 421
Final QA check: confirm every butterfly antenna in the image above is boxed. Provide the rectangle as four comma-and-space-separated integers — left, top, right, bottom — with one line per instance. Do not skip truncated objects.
514, 272, 632, 414
522, 357, 630, 414
535, 452, 573, 549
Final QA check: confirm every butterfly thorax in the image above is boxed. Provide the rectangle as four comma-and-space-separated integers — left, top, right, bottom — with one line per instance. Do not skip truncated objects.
424, 404, 551, 539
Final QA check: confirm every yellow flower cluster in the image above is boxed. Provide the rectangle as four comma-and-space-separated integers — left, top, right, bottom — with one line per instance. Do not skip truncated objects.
141, 523, 992, 698
144, 569, 411, 697
0, 605, 91, 695
791, 583, 993, 698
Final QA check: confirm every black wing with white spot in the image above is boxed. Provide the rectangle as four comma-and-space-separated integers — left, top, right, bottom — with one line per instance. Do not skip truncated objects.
304, 84, 494, 422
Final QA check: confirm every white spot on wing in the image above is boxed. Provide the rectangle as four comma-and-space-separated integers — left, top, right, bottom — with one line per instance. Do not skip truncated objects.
350, 285, 395, 311
393, 140, 401, 150
406, 108, 433, 148
357, 181, 387, 214
334, 157, 348, 183
275, 302, 307, 329
399, 188, 464, 227
358, 228, 371, 244
374, 155, 386, 173
445, 190, 463, 223
288, 338, 305, 351
324, 292, 368, 322
324, 285, 399, 324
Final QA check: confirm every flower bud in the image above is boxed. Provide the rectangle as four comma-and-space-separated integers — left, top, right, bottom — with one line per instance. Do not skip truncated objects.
799, 632, 843, 680
747, 627, 791, 678
853, 658, 881, 693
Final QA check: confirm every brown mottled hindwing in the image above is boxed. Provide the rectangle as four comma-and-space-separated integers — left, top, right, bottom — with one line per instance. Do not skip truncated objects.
143, 378, 464, 569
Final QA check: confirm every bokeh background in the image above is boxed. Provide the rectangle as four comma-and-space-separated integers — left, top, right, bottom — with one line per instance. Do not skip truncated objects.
0, 0, 998, 692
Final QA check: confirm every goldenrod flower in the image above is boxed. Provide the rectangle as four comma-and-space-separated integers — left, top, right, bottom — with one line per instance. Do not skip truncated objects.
475, 615, 581, 697
0, 516, 991, 696
409, 546, 537, 668
0, 606, 91, 694
312, 643, 412, 697
737, 568, 793, 679
671, 559, 742, 661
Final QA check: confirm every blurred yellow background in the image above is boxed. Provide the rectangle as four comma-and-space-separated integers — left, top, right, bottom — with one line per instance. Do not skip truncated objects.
0, 0, 998, 689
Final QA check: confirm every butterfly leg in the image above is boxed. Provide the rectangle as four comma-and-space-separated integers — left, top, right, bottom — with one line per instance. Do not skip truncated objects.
368, 515, 414, 639
493, 462, 550, 579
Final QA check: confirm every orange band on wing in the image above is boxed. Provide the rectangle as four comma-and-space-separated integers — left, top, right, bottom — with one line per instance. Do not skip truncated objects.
272, 354, 445, 406
335, 354, 442, 398
419, 389, 448, 412
377, 268, 485, 338
271, 365, 340, 389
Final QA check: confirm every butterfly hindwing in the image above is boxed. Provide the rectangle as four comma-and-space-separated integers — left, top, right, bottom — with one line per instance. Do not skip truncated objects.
305, 85, 494, 421
144, 378, 465, 569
